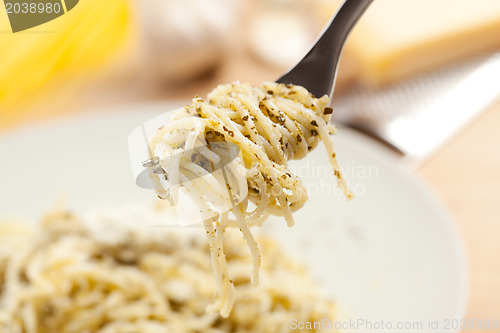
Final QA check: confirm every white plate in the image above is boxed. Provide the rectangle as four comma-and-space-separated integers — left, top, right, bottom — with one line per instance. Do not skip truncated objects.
0, 103, 467, 332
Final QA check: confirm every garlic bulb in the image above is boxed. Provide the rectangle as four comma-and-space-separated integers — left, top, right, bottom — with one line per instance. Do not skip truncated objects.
248, 8, 315, 69
138, 0, 243, 82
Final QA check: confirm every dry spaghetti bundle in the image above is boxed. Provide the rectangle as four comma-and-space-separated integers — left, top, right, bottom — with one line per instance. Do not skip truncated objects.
147, 82, 351, 316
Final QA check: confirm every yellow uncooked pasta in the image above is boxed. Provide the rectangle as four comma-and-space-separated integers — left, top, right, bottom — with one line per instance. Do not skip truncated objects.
146, 82, 352, 316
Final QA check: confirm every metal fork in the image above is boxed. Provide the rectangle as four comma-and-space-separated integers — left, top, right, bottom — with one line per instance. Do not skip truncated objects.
277, 0, 373, 98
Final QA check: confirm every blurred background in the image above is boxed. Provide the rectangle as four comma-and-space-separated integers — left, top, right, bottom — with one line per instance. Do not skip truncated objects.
1, 0, 499, 330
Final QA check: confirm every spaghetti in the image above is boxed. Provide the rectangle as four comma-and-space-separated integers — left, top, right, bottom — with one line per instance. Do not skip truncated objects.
146, 82, 351, 316
0, 208, 336, 332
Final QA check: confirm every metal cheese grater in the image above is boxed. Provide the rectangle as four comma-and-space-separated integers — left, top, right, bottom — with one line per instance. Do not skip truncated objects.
332, 51, 500, 168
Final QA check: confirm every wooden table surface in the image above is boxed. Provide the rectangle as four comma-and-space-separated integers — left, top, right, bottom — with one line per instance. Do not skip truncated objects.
2, 49, 499, 331
417, 100, 500, 329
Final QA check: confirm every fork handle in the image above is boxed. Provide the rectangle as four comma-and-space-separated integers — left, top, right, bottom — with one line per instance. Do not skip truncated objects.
277, 0, 373, 98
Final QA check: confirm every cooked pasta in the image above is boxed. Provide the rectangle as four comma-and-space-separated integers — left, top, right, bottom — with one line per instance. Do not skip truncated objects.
145, 82, 351, 316
0, 208, 336, 332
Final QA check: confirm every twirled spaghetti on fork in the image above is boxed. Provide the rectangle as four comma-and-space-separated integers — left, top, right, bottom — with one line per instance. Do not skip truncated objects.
146, 82, 352, 316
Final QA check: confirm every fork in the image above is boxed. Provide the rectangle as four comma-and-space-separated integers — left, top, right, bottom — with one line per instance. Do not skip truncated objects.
277, 0, 373, 99
129, 0, 373, 188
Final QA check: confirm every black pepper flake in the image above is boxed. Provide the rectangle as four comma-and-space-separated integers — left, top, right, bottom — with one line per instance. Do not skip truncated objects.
310, 129, 318, 136
310, 120, 318, 127
296, 134, 302, 143
324, 107, 333, 115
223, 126, 229, 132
308, 146, 313, 151
267, 90, 273, 95
242, 115, 249, 121
262, 174, 271, 183
195, 106, 203, 118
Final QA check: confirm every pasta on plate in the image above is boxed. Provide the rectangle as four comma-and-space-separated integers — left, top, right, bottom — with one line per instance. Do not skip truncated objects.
0, 207, 336, 333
